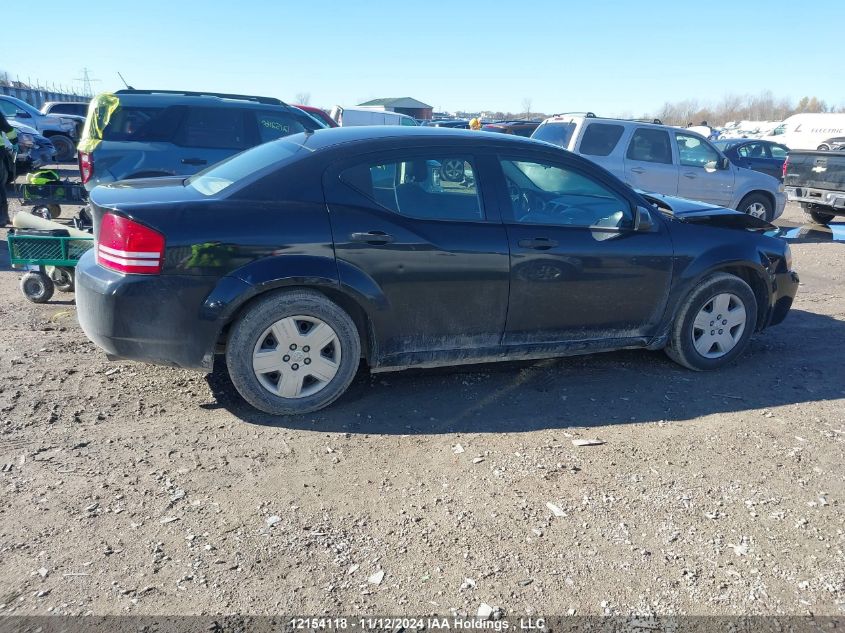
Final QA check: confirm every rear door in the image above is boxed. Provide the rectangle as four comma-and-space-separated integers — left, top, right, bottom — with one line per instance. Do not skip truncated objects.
623, 127, 679, 195
736, 141, 781, 180
494, 152, 674, 344
324, 149, 510, 362
674, 132, 735, 205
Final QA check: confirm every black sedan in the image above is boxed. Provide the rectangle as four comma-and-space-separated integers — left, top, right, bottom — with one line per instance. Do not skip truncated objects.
713, 139, 790, 180
75, 127, 798, 415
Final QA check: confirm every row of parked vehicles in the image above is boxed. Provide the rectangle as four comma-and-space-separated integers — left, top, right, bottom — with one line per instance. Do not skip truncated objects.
10, 88, 843, 416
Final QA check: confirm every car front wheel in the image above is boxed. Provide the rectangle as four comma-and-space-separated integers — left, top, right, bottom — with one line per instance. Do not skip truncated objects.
665, 273, 758, 370
226, 289, 361, 415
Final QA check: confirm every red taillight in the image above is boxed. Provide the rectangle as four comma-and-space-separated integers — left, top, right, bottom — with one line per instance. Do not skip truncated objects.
97, 213, 164, 275
79, 151, 93, 184
782, 155, 789, 179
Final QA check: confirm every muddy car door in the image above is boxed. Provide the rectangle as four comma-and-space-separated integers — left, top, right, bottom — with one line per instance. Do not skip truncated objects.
494, 154, 674, 345
324, 151, 510, 363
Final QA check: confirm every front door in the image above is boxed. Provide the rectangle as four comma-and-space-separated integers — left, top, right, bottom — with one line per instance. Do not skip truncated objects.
324, 151, 510, 362
674, 132, 735, 206
495, 155, 674, 345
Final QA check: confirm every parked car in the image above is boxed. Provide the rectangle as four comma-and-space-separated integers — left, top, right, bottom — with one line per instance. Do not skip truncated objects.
77, 89, 325, 191
329, 106, 418, 127
532, 114, 786, 221
40, 101, 90, 118
294, 105, 337, 128
482, 120, 540, 137
75, 127, 798, 415
784, 150, 845, 224
427, 119, 470, 129
40, 101, 88, 137
762, 113, 845, 150
0, 94, 78, 161
9, 121, 57, 174
713, 139, 789, 181
816, 136, 845, 151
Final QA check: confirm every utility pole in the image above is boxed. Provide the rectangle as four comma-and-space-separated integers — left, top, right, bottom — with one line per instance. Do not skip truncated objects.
75, 67, 100, 97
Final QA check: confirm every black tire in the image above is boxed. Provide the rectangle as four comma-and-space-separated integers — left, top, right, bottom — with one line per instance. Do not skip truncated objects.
737, 193, 773, 222
49, 135, 76, 162
20, 271, 55, 303
804, 205, 836, 225
225, 289, 361, 415
817, 144, 830, 151
665, 272, 758, 371
53, 267, 75, 293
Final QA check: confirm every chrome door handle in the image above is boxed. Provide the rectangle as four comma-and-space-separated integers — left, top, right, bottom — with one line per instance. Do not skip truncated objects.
630, 167, 646, 174
683, 172, 697, 179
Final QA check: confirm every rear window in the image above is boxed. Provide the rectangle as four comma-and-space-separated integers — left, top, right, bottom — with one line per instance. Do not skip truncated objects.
101, 106, 186, 142
187, 139, 304, 196
531, 122, 576, 148
626, 128, 673, 164
579, 123, 624, 156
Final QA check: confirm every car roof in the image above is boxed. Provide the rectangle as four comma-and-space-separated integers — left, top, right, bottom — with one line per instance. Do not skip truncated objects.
112, 90, 287, 109
286, 126, 546, 153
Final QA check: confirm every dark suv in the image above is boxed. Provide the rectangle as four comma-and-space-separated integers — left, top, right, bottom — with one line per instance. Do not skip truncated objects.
77, 89, 324, 190
75, 127, 798, 416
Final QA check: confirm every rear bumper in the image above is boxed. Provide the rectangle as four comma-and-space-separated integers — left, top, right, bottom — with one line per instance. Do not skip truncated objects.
785, 186, 845, 213
75, 250, 222, 371
766, 270, 799, 328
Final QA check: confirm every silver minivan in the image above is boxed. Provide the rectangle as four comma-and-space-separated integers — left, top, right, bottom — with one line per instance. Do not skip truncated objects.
532, 114, 785, 221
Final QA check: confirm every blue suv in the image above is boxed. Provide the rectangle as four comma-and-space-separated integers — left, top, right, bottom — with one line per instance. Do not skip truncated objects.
77, 89, 325, 190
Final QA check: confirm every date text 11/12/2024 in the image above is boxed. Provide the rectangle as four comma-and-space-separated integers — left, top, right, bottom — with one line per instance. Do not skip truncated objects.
289, 617, 547, 631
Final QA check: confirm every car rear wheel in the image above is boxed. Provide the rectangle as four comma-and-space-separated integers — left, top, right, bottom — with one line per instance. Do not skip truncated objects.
737, 193, 773, 222
817, 144, 830, 151
804, 205, 836, 225
226, 289, 361, 415
665, 273, 758, 371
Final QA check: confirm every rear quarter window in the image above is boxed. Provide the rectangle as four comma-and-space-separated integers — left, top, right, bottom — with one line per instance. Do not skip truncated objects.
578, 123, 625, 157
254, 110, 308, 142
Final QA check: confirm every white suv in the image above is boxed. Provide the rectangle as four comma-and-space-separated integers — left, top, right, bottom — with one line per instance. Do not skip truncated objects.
531, 114, 785, 221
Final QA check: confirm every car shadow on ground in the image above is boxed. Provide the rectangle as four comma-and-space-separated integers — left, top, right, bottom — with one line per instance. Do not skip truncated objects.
204, 308, 844, 435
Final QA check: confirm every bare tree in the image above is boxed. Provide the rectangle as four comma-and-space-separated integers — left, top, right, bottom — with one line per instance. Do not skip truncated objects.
521, 97, 532, 119
295, 92, 311, 106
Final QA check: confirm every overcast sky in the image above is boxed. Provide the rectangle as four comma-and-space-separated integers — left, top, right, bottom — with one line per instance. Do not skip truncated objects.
3, 0, 843, 115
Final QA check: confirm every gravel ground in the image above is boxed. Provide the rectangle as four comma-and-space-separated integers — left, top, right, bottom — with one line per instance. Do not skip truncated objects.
0, 178, 843, 617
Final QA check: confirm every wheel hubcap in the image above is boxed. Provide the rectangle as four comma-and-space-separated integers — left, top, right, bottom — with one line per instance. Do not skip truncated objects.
746, 202, 767, 219
692, 293, 747, 358
442, 160, 463, 180
252, 316, 341, 399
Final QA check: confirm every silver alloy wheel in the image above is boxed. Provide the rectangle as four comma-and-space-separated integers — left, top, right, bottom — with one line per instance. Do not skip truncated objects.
252, 316, 341, 399
692, 293, 747, 358
745, 202, 767, 219
440, 159, 464, 181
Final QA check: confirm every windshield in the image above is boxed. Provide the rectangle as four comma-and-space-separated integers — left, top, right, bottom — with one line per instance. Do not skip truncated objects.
187, 139, 308, 195
531, 122, 576, 148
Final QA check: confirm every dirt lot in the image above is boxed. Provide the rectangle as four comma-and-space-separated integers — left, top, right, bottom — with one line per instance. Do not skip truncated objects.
0, 182, 843, 617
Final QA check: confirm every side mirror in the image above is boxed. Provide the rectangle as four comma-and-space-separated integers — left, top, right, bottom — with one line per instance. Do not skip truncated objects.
15, 110, 31, 118
720, 156, 730, 170
635, 206, 654, 232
